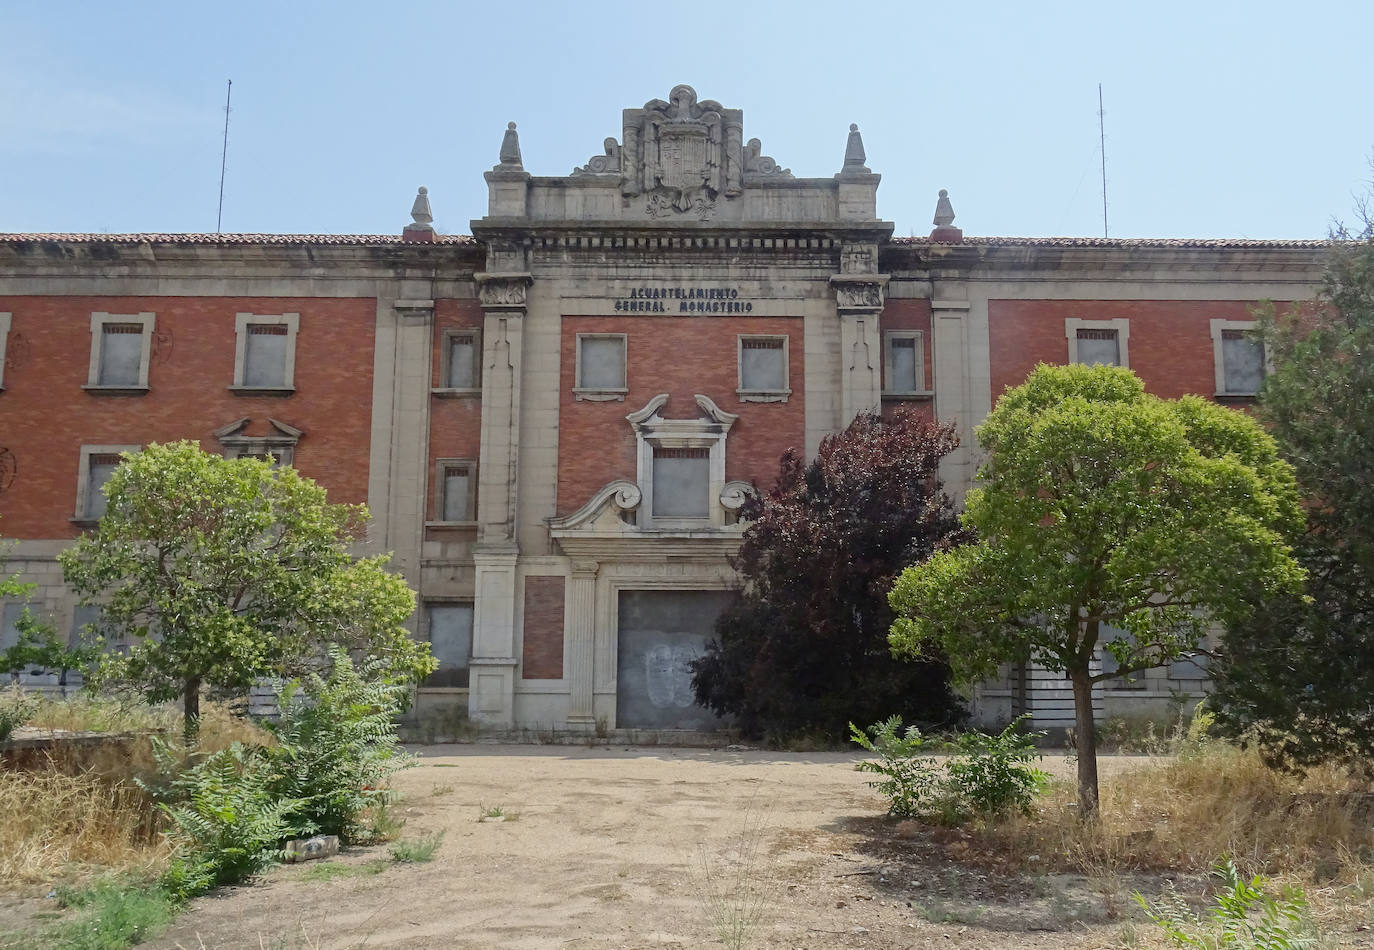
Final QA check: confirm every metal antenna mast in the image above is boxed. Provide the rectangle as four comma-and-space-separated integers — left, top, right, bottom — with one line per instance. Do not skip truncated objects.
1098, 83, 1108, 238
217, 80, 233, 234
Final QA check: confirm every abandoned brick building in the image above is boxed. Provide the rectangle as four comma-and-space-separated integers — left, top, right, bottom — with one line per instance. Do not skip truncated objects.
0, 85, 1327, 729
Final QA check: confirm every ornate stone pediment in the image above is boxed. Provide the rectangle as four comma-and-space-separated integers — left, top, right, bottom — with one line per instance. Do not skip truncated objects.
213, 417, 303, 464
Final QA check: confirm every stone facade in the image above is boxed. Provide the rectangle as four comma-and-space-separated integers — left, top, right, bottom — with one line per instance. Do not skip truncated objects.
0, 86, 1329, 728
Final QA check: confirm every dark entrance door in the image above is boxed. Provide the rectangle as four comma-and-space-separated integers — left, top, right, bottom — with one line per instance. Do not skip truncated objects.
616, 589, 734, 730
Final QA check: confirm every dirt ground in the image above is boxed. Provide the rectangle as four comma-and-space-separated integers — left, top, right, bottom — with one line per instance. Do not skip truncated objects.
134, 744, 1188, 950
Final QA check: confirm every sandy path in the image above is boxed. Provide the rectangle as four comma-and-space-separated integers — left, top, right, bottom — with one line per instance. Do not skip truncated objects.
150, 744, 1153, 950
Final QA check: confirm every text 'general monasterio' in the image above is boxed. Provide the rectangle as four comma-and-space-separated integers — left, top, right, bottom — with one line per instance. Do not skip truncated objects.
613, 286, 755, 313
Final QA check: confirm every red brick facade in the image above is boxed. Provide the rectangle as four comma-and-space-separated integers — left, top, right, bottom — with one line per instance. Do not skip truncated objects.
425, 298, 485, 524
555, 315, 806, 516
521, 575, 565, 679
0, 295, 375, 539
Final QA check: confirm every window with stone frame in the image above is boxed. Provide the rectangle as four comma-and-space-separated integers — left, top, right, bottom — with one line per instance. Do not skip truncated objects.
1098, 624, 1147, 690
0, 312, 11, 390
76, 449, 128, 522
1210, 318, 1265, 396
1066, 318, 1129, 368
439, 329, 481, 392
434, 459, 476, 523
85, 312, 155, 393
737, 335, 790, 401
423, 603, 473, 688
574, 333, 628, 400
232, 313, 298, 392
1, 602, 26, 652
883, 331, 926, 395
651, 447, 711, 518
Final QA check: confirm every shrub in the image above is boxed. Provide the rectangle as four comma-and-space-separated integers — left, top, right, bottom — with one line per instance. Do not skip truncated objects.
945, 716, 1049, 820
1135, 858, 1320, 949
264, 648, 411, 842
850, 715, 1049, 823
0, 686, 39, 741
849, 716, 946, 819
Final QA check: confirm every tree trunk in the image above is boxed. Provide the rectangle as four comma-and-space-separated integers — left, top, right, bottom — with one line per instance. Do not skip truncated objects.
183, 676, 201, 746
1071, 667, 1100, 818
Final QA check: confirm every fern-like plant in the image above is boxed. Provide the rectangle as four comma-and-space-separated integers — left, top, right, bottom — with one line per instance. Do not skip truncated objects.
1135, 858, 1319, 949
848, 715, 945, 818
264, 648, 411, 842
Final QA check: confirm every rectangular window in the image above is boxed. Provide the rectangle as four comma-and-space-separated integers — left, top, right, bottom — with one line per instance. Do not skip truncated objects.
883, 331, 926, 395
424, 603, 473, 688
444, 331, 480, 390
1221, 330, 1265, 394
99, 324, 144, 386
232, 312, 298, 392
432, 459, 477, 524
244, 324, 289, 388
86, 313, 155, 392
85, 453, 121, 520
1, 603, 25, 651
72, 604, 101, 645
1168, 651, 1212, 681
574, 334, 628, 399
0, 312, 11, 389
652, 447, 710, 518
1098, 625, 1146, 689
737, 335, 789, 400
1075, 328, 1121, 366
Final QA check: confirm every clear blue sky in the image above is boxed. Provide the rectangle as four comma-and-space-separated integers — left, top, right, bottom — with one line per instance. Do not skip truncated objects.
2, 1, 1369, 240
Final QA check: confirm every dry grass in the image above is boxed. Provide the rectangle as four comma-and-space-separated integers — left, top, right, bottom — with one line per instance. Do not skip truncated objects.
1, 696, 274, 890
982, 741, 1374, 882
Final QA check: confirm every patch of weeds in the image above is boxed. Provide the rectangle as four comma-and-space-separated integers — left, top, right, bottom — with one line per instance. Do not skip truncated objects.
15, 876, 177, 950
429, 784, 455, 797
477, 804, 516, 821
913, 896, 986, 926
389, 832, 444, 864
295, 858, 390, 883
427, 763, 460, 768
1135, 858, 1321, 948
692, 798, 779, 950
359, 800, 406, 842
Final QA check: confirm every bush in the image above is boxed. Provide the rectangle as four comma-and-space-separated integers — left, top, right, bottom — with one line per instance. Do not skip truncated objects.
849, 716, 947, 819
850, 715, 1048, 824
264, 648, 411, 842
1135, 858, 1319, 949
945, 717, 1048, 820
0, 686, 39, 741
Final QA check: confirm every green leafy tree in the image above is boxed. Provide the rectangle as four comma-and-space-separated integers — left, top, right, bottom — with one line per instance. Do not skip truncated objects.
888, 364, 1305, 815
1211, 193, 1374, 771
59, 441, 434, 742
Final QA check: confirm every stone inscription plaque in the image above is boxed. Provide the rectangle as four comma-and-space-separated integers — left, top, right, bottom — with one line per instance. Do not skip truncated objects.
612, 286, 755, 314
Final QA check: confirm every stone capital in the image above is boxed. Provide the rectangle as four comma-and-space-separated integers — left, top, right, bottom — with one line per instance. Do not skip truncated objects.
475, 272, 532, 311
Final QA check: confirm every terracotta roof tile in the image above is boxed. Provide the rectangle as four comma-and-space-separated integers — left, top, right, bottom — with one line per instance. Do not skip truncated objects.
892, 235, 1330, 249
0, 233, 476, 245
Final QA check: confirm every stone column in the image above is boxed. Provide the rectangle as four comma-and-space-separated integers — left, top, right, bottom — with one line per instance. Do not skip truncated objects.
468, 270, 532, 727
382, 299, 434, 601
564, 560, 599, 726
931, 296, 973, 501
830, 258, 888, 425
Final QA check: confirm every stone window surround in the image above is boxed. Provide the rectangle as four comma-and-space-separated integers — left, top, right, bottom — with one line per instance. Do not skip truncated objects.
573, 332, 629, 402
419, 598, 474, 693
628, 393, 737, 530
213, 417, 303, 466
428, 457, 478, 526
84, 312, 155, 395
433, 326, 482, 397
1065, 317, 1130, 367
882, 329, 932, 397
736, 333, 791, 402
1209, 318, 1268, 397
230, 311, 299, 394
72, 443, 140, 525
0, 312, 9, 390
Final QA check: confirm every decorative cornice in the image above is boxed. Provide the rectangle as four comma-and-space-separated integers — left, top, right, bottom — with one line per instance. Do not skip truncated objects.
548, 479, 641, 532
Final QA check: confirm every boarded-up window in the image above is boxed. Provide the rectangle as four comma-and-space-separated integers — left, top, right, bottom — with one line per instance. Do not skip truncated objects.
1221, 329, 1264, 394
1075, 328, 1120, 366
652, 447, 709, 518
739, 337, 786, 391
424, 604, 473, 688
244, 324, 289, 388
447, 333, 478, 388
98, 324, 143, 386
887, 335, 922, 391
1168, 651, 1212, 681
86, 453, 121, 519
1098, 624, 1146, 690
442, 464, 472, 522
577, 336, 626, 389
522, 576, 565, 679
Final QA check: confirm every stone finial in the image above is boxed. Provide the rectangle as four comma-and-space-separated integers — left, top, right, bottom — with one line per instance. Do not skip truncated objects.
842, 123, 870, 173
402, 186, 436, 242
930, 188, 964, 243
499, 121, 523, 168
410, 186, 433, 229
